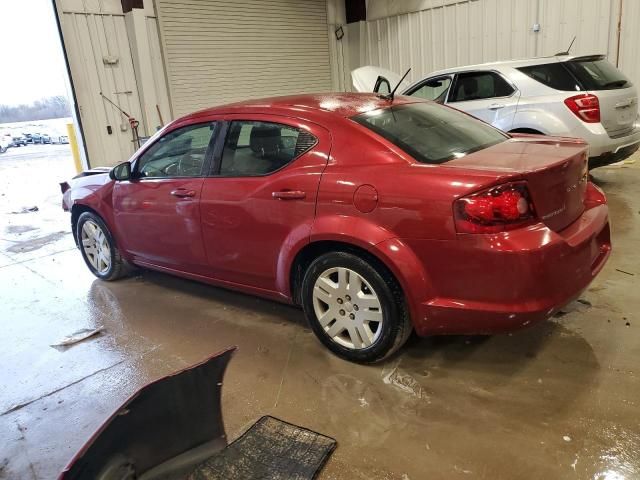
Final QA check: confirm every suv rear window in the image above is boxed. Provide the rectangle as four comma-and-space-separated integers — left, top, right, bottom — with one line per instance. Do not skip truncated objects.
517, 63, 582, 91
518, 56, 631, 91
565, 56, 632, 90
353, 102, 508, 164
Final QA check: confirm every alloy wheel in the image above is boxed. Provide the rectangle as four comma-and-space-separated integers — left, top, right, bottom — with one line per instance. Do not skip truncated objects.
312, 267, 383, 349
81, 220, 111, 274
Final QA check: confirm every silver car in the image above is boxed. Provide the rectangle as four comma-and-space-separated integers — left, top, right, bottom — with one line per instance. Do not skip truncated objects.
353, 54, 640, 168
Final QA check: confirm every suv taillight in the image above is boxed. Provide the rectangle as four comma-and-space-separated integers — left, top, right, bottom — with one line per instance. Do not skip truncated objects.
564, 94, 600, 123
454, 182, 536, 234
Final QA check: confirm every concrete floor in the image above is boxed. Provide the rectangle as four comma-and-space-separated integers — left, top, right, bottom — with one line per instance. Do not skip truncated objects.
1, 144, 639, 480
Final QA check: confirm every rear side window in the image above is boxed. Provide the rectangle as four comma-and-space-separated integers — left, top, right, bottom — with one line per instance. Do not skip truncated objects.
450, 72, 515, 102
517, 63, 582, 91
220, 121, 317, 176
353, 102, 508, 164
565, 57, 632, 90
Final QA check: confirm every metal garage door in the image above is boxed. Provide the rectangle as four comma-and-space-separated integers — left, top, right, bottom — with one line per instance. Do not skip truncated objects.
155, 0, 333, 117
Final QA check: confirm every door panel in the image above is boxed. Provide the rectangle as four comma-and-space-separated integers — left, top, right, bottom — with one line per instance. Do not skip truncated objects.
200, 117, 331, 292
447, 71, 520, 131
113, 178, 208, 271
112, 121, 218, 272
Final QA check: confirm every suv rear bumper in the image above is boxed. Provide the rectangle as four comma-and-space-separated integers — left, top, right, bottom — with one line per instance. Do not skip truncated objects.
585, 125, 640, 167
589, 141, 639, 168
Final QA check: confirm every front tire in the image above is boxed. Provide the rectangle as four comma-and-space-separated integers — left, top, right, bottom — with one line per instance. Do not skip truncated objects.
301, 252, 412, 363
76, 212, 128, 281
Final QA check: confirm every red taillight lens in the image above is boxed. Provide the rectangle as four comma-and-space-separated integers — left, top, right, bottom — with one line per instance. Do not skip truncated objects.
564, 94, 600, 123
454, 182, 536, 234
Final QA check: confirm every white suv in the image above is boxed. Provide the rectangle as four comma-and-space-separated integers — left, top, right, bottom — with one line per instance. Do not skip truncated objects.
353, 55, 640, 168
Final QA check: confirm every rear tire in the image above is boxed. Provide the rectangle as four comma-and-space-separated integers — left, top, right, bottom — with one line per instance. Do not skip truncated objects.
301, 251, 412, 363
76, 212, 129, 281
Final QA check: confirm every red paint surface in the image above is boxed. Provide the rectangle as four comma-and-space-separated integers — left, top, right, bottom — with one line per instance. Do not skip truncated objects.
64, 93, 611, 335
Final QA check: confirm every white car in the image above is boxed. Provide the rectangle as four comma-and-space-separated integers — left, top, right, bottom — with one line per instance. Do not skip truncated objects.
353, 54, 640, 168
1, 132, 12, 153
51, 133, 69, 144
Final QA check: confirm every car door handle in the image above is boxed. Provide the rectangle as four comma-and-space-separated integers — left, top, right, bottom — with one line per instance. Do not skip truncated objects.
170, 188, 196, 198
488, 103, 506, 110
272, 190, 306, 200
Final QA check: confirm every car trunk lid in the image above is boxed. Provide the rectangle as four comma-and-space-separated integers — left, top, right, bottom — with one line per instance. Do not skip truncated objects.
445, 136, 589, 232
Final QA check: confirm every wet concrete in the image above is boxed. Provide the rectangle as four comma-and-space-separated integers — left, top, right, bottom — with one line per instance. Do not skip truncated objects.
1, 144, 639, 479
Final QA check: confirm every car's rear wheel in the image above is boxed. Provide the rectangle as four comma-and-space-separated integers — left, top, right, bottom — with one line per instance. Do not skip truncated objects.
301, 251, 412, 363
76, 212, 128, 281
0, 146, 6, 154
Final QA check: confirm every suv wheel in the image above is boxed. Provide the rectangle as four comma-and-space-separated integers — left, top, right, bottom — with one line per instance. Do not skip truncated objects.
301, 251, 412, 363
76, 212, 129, 281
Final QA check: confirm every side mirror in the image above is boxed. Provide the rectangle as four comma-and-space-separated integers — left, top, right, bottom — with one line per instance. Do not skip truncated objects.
425, 79, 444, 88
110, 162, 132, 181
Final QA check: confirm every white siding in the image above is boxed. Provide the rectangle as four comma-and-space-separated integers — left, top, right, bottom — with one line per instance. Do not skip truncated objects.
155, 0, 334, 117
347, 0, 640, 90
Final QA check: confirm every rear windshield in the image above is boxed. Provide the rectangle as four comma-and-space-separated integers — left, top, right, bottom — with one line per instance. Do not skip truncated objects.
518, 57, 631, 91
565, 57, 631, 90
353, 102, 508, 164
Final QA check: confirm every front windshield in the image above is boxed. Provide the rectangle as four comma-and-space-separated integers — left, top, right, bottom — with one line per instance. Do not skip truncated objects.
352, 102, 508, 164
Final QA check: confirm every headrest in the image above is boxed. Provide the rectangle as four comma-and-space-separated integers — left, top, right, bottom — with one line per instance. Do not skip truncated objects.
250, 125, 281, 158
459, 77, 478, 98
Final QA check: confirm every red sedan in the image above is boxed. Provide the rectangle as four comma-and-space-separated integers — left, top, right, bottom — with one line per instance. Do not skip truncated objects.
61, 93, 610, 362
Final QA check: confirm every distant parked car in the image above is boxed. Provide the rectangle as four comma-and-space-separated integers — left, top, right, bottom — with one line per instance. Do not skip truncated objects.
1, 132, 12, 153
11, 133, 27, 147
23, 133, 35, 144
51, 133, 69, 144
354, 54, 640, 168
34, 133, 51, 144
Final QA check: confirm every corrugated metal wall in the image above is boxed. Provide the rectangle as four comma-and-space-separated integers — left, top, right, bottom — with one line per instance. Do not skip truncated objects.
346, 0, 640, 89
59, 5, 145, 167
155, 0, 333, 117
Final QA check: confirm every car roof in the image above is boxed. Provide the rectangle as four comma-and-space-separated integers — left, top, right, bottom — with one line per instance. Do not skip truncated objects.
426, 53, 606, 76
185, 93, 420, 120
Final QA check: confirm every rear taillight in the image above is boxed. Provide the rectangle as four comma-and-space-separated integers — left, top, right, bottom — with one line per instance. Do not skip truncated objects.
564, 94, 600, 123
454, 182, 536, 234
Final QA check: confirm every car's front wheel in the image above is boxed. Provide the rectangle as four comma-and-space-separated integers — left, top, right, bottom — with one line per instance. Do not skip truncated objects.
301, 251, 412, 363
76, 212, 128, 281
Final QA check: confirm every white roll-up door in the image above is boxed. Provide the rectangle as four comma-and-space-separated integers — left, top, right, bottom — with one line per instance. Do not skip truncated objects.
155, 0, 333, 117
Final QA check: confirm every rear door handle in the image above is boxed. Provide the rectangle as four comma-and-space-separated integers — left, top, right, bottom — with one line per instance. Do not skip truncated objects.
272, 190, 306, 200
170, 188, 196, 198
488, 103, 506, 110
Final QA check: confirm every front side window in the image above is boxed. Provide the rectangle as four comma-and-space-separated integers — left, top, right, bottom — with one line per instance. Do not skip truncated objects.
353, 102, 508, 164
219, 121, 317, 176
450, 72, 515, 102
407, 76, 452, 103
137, 123, 216, 178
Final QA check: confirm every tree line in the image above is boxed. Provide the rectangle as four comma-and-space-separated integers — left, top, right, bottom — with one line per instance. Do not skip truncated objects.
0, 96, 71, 123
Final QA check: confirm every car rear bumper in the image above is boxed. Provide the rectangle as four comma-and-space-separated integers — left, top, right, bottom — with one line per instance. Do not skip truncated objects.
407, 185, 610, 336
585, 125, 640, 165
589, 141, 639, 168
